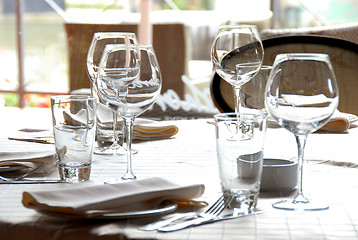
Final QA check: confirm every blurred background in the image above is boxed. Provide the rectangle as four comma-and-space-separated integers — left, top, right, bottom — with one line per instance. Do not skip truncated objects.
0, 0, 357, 108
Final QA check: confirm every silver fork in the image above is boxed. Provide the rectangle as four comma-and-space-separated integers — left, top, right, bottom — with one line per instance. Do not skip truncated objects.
0, 164, 44, 182
158, 194, 234, 232
140, 194, 234, 231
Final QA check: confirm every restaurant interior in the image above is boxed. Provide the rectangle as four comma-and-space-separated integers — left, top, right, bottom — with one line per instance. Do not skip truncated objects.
1, 0, 358, 239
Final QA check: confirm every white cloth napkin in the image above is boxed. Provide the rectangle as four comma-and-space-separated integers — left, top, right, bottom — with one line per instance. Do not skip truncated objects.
0, 151, 55, 169
133, 123, 179, 140
22, 177, 205, 216
280, 94, 331, 107
268, 110, 357, 132
96, 104, 179, 140
271, 94, 357, 132
319, 110, 356, 132
0, 137, 56, 174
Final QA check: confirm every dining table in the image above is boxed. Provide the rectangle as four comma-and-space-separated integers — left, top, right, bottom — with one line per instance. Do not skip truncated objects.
0, 106, 358, 240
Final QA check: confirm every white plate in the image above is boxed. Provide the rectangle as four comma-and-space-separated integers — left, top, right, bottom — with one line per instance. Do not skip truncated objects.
38, 200, 178, 220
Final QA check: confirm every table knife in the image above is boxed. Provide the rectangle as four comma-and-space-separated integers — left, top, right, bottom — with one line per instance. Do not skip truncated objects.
0, 180, 66, 184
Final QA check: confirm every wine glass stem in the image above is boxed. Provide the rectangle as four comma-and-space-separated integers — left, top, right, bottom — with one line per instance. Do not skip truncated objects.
122, 116, 136, 180
233, 85, 241, 114
294, 134, 309, 202
110, 112, 122, 149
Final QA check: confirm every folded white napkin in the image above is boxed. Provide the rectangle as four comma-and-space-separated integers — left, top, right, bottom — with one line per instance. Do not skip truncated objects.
318, 111, 356, 132
268, 110, 357, 132
0, 149, 56, 174
133, 123, 179, 140
22, 177, 205, 216
8, 129, 54, 144
90, 104, 179, 140
280, 94, 331, 107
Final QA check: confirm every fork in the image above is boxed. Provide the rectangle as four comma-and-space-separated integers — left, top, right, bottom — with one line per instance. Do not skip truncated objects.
0, 164, 44, 182
158, 194, 234, 232
140, 194, 234, 231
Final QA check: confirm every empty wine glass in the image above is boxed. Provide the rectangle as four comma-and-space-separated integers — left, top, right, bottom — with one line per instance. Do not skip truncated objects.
87, 32, 138, 155
211, 25, 264, 113
97, 44, 162, 181
265, 53, 339, 211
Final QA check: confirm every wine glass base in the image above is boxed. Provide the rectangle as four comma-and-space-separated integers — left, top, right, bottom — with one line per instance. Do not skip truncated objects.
272, 199, 329, 211
104, 176, 137, 184
104, 178, 125, 184
121, 172, 137, 181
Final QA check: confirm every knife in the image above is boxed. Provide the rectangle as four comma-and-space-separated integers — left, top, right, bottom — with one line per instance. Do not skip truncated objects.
158, 210, 264, 232
0, 180, 66, 184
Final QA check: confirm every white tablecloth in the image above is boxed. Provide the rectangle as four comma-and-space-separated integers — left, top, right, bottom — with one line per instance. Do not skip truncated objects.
0, 107, 357, 239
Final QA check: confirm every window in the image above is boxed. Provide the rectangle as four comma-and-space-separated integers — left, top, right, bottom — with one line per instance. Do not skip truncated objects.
1, 0, 356, 108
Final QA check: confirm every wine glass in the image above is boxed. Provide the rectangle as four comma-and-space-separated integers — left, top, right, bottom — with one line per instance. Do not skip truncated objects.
86, 32, 138, 155
265, 53, 339, 211
96, 44, 162, 180
211, 25, 264, 113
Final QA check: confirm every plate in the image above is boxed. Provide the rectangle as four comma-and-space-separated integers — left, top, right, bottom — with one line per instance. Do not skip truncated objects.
38, 200, 178, 220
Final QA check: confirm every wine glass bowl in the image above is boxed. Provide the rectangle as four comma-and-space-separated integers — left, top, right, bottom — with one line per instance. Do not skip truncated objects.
97, 44, 162, 181
87, 32, 138, 85
211, 25, 264, 113
265, 53, 339, 211
86, 32, 138, 155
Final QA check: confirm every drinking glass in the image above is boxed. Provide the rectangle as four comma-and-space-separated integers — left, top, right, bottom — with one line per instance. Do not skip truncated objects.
265, 53, 339, 211
239, 65, 272, 115
96, 44, 162, 180
211, 25, 264, 113
86, 32, 138, 155
215, 113, 266, 212
51, 95, 97, 182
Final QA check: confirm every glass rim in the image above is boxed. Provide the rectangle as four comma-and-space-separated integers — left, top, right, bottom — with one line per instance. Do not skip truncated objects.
218, 24, 258, 30
103, 43, 154, 53
216, 24, 260, 36
275, 53, 330, 62
50, 95, 96, 101
93, 32, 137, 40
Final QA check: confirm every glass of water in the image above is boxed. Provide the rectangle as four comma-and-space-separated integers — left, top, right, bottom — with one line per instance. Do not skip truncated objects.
215, 112, 267, 212
51, 95, 97, 182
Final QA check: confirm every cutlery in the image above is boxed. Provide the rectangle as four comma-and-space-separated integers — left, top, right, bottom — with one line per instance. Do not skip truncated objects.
0, 179, 66, 184
0, 164, 45, 182
139, 194, 234, 231
139, 211, 197, 231
158, 209, 264, 232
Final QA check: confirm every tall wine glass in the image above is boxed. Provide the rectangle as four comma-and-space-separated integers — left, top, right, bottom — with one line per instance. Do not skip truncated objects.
265, 53, 339, 211
211, 25, 264, 114
87, 32, 138, 155
97, 44, 162, 181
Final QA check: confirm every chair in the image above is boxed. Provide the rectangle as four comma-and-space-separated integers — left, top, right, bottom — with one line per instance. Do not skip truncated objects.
65, 23, 188, 98
260, 22, 358, 45
210, 35, 358, 115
